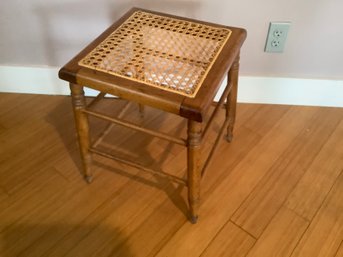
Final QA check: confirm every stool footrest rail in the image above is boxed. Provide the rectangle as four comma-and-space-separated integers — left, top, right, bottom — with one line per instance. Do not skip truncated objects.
90, 147, 187, 186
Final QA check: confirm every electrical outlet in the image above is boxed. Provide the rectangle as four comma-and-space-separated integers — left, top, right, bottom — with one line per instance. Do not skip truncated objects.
265, 22, 290, 53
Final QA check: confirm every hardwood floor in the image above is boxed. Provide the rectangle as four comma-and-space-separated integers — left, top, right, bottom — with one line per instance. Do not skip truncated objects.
0, 93, 342, 257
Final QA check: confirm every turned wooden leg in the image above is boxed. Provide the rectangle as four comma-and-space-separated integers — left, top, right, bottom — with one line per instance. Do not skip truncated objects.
187, 120, 202, 223
70, 83, 93, 183
226, 54, 240, 142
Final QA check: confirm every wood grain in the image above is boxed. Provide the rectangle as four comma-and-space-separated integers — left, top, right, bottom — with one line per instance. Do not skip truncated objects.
231, 107, 343, 238
154, 107, 319, 257
200, 221, 255, 257
286, 120, 343, 220
1, 93, 342, 257
246, 207, 309, 257
291, 172, 343, 257
335, 242, 343, 257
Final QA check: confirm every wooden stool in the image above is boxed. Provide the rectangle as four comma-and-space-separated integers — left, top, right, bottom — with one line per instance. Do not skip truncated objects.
59, 8, 246, 223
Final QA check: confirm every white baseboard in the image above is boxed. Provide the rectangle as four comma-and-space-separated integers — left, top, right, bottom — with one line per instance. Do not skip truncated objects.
1, 65, 342, 107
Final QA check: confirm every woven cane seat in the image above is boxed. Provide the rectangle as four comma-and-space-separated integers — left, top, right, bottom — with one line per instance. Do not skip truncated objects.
79, 11, 232, 98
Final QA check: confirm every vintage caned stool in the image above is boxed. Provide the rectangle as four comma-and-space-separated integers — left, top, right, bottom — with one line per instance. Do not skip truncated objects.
58, 7, 246, 223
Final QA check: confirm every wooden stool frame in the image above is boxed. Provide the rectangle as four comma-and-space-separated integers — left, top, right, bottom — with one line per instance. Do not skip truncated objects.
59, 8, 246, 223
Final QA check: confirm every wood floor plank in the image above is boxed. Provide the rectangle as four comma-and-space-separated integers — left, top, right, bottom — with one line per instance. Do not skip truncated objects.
0, 93, 37, 120
91, 111, 259, 257
44, 176, 175, 257
291, 172, 343, 257
0, 140, 69, 194
0, 171, 67, 229
89, 186, 188, 257
0, 97, 170, 256
202, 103, 290, 198
29, 134, 184, 256
57, 105, 264, 257
335, 242, 343, 257
0, 186, 9, 203
0, 174, 87, 256
0, 98, 140, 194
59, 111, 199, 257
243, 104, 290, 137
231, 107, 343, 237
246, 207, 309, 257
0, 94, 62, 129
0, 115, 74, 194
43, 108, 192, 257
200, 221, 256, 257
1, 145, 158, 257
286, 120, 343, 220
1, 94, 342, 257
44, 162, 180, 257
10, 167, 134, 257
54, 158, 188, 257
154, 106, 318, 257
106, 106, 287, 257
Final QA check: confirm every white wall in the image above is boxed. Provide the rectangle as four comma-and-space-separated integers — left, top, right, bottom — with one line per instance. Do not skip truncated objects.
0, 0, 342, 107
1, 0, 343, 79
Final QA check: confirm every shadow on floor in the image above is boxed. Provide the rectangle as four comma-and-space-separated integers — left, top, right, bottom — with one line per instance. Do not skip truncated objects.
44, 96, 84, 174
46, 97, 190, 220
1, 223, 132, 256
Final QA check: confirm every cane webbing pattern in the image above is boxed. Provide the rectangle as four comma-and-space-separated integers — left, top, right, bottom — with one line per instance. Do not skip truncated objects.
79, 11, 232, 97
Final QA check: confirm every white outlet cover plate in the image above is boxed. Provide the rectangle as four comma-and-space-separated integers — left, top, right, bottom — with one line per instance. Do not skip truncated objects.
265, 22, 291, 53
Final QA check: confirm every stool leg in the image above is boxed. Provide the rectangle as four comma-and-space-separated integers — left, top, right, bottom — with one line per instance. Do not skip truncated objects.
226, 54, 240, 142
187, 120, 202, 223
70, 83, 93, 183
